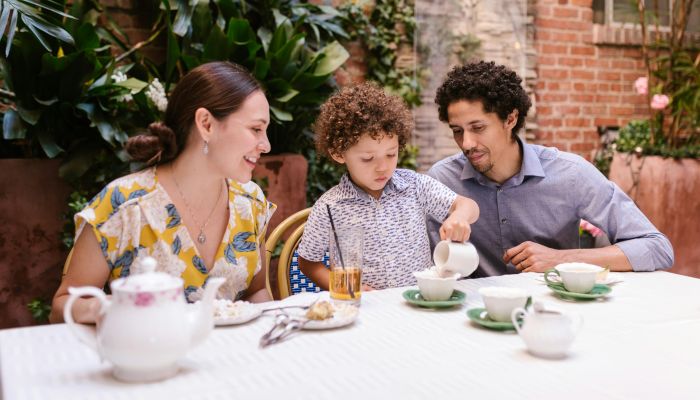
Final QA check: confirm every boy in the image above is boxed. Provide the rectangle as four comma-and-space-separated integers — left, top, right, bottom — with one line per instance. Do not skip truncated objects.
297, 83, 479, 290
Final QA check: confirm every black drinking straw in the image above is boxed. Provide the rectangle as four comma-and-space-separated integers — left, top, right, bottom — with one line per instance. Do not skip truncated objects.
326, 204, 355, 299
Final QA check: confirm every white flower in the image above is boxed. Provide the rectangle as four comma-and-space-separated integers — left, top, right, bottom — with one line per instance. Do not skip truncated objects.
145, 78, 168, 112
233, 196, 253, 221
111, 71, 133, 102
210, 257, 249, 300
634, 146, 643, 154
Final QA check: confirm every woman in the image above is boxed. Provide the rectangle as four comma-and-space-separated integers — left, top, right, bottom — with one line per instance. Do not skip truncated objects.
50, 62, 275, 324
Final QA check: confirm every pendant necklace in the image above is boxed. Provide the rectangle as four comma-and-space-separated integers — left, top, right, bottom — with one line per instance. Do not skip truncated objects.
172, 169, 224, 244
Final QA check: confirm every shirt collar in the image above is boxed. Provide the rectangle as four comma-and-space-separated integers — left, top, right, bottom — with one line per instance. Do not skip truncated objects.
459, 137, 546, 185
336, 170, 409, 200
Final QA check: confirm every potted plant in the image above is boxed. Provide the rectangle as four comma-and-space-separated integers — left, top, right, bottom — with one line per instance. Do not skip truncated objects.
608, 0, 700, 277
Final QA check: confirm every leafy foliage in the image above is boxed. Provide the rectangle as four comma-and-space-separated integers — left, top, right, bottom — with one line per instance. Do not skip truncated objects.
340, 0, 420, 106
617, 119, 700, 159
0, 0, 75, 56
27, 298, 51, 322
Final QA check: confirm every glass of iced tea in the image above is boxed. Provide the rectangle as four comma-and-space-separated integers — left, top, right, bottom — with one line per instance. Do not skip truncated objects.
329, 226, 363, 306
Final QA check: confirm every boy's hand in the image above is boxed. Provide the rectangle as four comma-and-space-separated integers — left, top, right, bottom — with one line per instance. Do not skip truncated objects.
439, 215, 472, 242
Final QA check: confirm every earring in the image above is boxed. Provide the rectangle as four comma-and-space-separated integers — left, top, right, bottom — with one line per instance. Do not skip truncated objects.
203, 141, 209, 155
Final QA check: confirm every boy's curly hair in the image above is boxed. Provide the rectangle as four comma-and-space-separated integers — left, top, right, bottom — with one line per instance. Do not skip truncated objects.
315, 82, 413, 159
435, 61, 531, 139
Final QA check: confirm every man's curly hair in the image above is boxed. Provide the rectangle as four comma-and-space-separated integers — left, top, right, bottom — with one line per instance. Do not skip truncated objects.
315, 82, 413, 159
435, 61, 531, 139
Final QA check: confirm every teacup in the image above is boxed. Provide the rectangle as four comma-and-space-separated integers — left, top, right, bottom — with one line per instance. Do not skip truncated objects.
544, 263, 605, 294
413, 269, 459, 301
433, 241, 479, 277
478, 286, 529, 322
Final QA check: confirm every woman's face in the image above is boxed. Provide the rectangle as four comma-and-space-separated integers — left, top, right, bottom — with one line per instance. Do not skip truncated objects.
208, 90, 271, 182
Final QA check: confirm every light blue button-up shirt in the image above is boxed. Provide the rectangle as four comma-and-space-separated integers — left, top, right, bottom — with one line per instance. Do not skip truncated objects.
427, 141, 674, 277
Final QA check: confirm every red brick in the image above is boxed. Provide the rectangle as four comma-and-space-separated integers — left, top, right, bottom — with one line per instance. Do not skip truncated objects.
580, 33, 593, 43
610, 106, 635, 116
557, 130, 583, 139
585, 59, 610, 68
539, 55, 558, 66
571, 93, 595, 102
596, 94, 620, 103
552, 7, 579, 18
573, 82, 596, 91
598, 47, 624, 57
558, 57, 584, 67
597, 83, 611, 91
570, 45, 595, 56
571, 0, 592, 6
622, 48, 643, 58
538, 106, 554, 116
583, 105, 607, 115
611, 59, 636, 69
540, 68, 570, 80
540, 92, 569, 102
571, 142, 596, 152
565, 118, 591, 127
598, 71, 622, 81
539, 43, 569, 54
539, 118, 564, 127
548, 142, 572, 152
571, 70, 595, 79
610, 83, 624, 91
535, 131, 554, 141
537, 18, 591, 31
622, 72, 642, 82
547, 81, 573, 91
594, 117, 619, 126
582, 130, 599, 142
557, 105, 581, 114
621, 94, 644, 104
536, 4, 552, 17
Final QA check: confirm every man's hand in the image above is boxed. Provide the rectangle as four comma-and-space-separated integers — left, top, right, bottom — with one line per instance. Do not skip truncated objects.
439, 214, 472, 242
504, 241, 562, 272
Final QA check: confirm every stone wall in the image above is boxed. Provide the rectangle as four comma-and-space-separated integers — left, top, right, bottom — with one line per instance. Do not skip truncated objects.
413, 0, 536, 171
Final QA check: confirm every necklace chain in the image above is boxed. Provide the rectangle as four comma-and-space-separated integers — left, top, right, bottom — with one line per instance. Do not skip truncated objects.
171, 167, 224, 244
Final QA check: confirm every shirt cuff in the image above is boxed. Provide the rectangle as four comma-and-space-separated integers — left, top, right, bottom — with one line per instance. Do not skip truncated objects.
614, 240, 653, 272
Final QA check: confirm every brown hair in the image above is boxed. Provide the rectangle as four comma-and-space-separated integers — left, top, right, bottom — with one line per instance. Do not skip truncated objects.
314, 82, 413, 160
126, 62, 261, 165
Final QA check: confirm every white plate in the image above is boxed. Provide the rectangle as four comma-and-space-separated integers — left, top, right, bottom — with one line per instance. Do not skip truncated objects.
300, 304, 359, 330
214, 301, 263, 326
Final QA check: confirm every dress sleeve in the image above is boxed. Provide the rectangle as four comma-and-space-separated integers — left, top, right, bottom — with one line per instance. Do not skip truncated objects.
415, 173, 458, 222
73, 185, 117, 269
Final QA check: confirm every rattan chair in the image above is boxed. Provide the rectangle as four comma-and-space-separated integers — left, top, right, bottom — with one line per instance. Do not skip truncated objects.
265, 208, 324, 299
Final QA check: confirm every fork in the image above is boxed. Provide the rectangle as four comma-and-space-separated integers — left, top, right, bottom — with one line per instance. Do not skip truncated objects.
259, 314, 308, 348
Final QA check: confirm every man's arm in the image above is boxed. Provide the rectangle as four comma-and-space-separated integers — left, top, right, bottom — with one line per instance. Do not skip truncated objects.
506, 159, 674, 272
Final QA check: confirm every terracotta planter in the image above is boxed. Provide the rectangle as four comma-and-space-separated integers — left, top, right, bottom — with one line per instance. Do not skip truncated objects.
252, 153, 308, 236
0, 159, 70, 328
609, 152, 700, 278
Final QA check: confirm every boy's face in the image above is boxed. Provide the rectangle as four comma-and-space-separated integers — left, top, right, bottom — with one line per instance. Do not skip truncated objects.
332, 133, 399, 199
447, 100, 517, 176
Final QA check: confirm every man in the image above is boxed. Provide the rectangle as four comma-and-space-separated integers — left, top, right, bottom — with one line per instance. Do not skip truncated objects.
427, 61, 673, 277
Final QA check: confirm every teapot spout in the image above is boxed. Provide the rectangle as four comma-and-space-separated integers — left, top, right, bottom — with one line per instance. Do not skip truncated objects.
187, 277, 226, 348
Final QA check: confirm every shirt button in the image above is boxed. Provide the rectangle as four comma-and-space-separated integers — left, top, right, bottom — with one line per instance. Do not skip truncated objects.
501, 218, 508, 224
497, 188, 503, 193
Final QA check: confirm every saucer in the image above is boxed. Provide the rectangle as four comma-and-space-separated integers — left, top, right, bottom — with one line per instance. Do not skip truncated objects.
213, 301, 263, 326
402, 289, 466, 308
466, 307, 517, 331
546, 282, 612, 300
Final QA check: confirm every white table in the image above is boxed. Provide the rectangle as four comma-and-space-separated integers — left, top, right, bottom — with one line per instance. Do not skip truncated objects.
2, 271, 700, 400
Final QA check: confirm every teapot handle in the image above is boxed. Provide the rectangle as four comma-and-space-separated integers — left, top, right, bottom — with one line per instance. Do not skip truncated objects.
511, 307, 527, 334
63, 286, 110, 353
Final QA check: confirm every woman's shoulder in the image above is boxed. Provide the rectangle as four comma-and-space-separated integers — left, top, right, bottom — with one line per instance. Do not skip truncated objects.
228, 180, 268, 204
79, 168, 159, 225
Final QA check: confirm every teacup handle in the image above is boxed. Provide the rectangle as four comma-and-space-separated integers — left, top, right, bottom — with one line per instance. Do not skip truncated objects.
543, 269, 560, 285
511, 307, 527, 334
63, 286, 110, 353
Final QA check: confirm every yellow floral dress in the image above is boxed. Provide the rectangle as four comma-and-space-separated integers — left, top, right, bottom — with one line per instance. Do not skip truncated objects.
74, 167, 276, 302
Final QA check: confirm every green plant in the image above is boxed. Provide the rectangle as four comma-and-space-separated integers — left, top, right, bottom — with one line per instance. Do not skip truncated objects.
0, 0, 75, 56
616, 119, 700, 158
156, 0, 349, 154
27, 298, 51, 323
632, 0, 700, 154
340, 0, 420, 107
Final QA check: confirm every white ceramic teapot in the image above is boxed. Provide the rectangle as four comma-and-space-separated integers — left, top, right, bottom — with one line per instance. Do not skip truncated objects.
64, 257, 225, 382
511, 302, 582, 359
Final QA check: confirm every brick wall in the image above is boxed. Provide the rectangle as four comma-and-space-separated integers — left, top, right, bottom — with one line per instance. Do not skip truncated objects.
533, 0, 648, 159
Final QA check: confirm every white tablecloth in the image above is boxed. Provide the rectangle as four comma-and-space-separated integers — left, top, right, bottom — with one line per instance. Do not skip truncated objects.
2, 271, 699, 400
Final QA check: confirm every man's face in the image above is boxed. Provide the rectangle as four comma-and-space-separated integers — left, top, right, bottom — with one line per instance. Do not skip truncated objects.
447, 100, 516, 175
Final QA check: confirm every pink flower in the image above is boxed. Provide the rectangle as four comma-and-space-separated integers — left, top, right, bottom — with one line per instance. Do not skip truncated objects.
134, 292, 155, 307
634, 77, 648, 95
650, 94, 670, 110
580, 219, 603, 237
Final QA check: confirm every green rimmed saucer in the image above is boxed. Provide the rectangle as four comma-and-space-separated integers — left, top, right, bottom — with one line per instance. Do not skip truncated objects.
546, 282, 612, 300
402, 289, 466, 308
466, 307, 518, 331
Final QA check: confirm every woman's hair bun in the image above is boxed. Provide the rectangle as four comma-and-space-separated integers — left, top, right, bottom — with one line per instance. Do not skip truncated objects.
125, 122, 178, 165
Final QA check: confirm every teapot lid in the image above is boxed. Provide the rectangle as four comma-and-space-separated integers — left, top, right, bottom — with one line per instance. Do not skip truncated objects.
114, 257, 182, 292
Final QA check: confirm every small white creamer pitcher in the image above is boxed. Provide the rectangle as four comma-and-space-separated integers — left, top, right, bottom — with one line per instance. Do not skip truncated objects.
511, 302, 582, 359
64, 257, 225, 382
